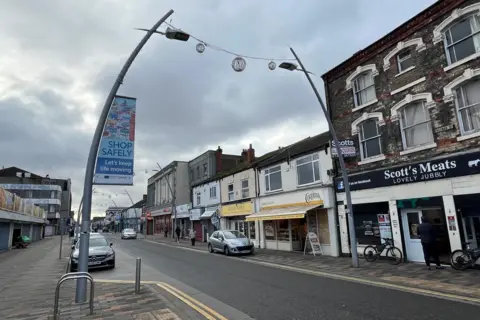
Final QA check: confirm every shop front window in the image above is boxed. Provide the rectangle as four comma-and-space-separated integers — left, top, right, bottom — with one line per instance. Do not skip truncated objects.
276, 219, 289, 242
264, 221, 275, 240
249, 222, 256, 239
352, 202, 390, 245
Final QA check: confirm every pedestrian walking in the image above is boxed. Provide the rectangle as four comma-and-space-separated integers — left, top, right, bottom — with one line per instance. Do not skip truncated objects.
189, 229, 196, 246
164, 227, 168, 238
417, 215, 444, 270
175, 226, 181, 243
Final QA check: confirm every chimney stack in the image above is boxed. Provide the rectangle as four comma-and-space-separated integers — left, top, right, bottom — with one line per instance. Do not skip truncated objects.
247, 144, 255, 163
216, 146, 223, 174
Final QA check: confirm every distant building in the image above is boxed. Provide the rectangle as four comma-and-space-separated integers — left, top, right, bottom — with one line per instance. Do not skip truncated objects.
0, 166, 72, 235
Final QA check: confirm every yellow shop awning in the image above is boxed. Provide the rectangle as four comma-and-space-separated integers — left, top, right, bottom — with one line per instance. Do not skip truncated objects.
245, 204, 320, 222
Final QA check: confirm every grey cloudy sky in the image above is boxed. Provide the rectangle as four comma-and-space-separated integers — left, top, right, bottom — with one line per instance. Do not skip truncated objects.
0, 0, 436, 217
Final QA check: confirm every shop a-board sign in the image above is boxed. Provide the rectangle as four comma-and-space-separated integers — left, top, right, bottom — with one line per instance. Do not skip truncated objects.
304, 232, 323, 256
335, 151, 480, 192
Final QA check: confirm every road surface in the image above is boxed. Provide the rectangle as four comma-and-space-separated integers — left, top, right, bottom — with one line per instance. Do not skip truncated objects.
91, 235, 479, 320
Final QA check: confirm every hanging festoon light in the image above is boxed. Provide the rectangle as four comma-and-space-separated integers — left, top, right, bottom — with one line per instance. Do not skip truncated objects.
232, 56, 246, 72
268, 61, 276, 71
196, 42, 206, 53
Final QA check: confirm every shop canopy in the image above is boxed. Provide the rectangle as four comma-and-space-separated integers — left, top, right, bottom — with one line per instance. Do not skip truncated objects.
245, 204, 320, 222
200, 210, 217, 220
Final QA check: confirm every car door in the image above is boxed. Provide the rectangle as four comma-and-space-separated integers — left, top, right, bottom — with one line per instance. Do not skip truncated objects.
216, 231, 225, 250
210, 231, 219, 250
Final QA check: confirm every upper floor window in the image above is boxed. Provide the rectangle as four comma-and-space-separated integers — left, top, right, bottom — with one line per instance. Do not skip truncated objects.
455, 79, 480, 135
203, 163, 208, 176
196, 166, 200, 179
359, 119, 382, 160
399, 101, 433, 149
296, 154, 320, 186
190, 170, 193, 181
241, 180, 249, 198
397, 50, 413, 73
264, 165, 282, 192
353, 72, 376, 107
227, 184, 234, 201
196, 192, 201, 205
444, 14, 480, 64
209, 186, 217, 199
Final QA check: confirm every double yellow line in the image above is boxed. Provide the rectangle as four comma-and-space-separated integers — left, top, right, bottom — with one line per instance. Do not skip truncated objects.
157, 282, 228, 320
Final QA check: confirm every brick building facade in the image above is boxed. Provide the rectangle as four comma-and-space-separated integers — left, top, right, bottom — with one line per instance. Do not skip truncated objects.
322, 0, 480, 264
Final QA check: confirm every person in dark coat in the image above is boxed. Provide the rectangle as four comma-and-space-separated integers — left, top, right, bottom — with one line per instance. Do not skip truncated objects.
175, 226, 181, 243
417, 216, 444, 270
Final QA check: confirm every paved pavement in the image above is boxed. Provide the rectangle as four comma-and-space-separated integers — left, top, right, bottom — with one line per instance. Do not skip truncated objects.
0, 236, 212, 319
142, 235, 480, 300
111, 234, 480, 319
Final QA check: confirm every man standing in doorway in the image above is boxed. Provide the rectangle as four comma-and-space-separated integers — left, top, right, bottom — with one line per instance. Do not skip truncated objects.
418, 216, 444, 270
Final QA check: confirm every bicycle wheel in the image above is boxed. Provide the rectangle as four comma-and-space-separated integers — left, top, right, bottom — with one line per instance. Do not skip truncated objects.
363, 245, 378, 262
450, 250, 471, 270
386, 247, 403, 265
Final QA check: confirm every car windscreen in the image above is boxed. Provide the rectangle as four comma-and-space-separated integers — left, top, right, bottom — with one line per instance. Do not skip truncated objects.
223, 231, 246, 239
123, 229, 134, 232
90, 237, 109, 247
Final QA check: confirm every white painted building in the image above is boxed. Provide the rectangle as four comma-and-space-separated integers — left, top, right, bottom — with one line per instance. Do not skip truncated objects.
246, 133, 339, 256
192, 180, 221, 241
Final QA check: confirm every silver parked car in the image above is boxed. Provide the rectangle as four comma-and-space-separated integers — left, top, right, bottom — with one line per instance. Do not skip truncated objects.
70, 235, 115, 272
121, 228, 137, 239
208, 230, 254, 255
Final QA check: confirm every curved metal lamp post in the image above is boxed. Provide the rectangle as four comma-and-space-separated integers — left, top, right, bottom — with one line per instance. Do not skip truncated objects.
279, 48, 359, 267
76, 9, 188, 303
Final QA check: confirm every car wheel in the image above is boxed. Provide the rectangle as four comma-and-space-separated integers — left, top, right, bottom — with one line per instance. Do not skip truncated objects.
224, 246, 230, 256
250, 248, 255, 255
208, 244, 213, 253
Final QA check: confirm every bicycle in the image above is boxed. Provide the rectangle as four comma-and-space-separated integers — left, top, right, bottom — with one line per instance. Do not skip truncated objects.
450, 241, 480, 270
363, 238, 403, 265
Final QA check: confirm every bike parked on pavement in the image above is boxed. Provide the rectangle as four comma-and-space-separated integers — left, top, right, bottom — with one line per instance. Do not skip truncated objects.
363, 238, 403, 265
450, 241, 480, 270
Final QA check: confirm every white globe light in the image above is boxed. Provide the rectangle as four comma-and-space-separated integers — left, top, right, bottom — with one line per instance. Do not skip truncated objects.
232, 57, 246, 72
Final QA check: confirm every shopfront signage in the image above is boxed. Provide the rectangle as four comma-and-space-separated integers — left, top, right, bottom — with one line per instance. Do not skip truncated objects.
331, 139, 357, 158
335, 151, 480, 192
221, 201, 253, 217
260, 189, 325, 209
189, 208, 201, 221
305, 191, 322, 204
175, 203, 191, 219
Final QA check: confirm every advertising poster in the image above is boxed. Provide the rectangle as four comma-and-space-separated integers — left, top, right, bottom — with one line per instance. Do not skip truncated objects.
94, 95, 136, 186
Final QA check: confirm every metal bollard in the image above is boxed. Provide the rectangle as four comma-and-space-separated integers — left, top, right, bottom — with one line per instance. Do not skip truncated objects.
135, 257, 141, 293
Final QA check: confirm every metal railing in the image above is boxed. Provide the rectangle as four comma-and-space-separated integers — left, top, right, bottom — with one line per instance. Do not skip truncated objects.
53, 272, 95, 320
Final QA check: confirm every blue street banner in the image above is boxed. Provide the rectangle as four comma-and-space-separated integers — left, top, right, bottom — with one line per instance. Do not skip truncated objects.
93, 95, 136, 186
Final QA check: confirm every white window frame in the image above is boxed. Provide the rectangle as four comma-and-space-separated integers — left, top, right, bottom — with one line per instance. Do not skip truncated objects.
264, 165, 282, 192
443, 68, 480, 141
455, 82, 480, 135
443, 14, 480, 65
351, 112, 386, 164
345, 64, 379, 112
241, 179, 249, 199
432, 4, 480, 71
391, 93, 437, 155
352, 72, 376, 108
196, 192, 201, 206
396, 49, 413, 74
383, 38, 425, 71
209, 186, 216, 199
203, 163, 208, 176
227, 184, 234, 201
296, 153, 321, 187
358, 120, 382, 160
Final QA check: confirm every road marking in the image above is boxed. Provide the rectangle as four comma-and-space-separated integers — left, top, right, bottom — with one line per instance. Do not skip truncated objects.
158, 282, 228, 320
139, 238, 480, 305
95, 279, 228, 319
157, 283, 217, 320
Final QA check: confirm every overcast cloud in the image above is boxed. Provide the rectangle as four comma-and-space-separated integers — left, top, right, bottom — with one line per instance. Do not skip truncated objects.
0, 0, 436, 217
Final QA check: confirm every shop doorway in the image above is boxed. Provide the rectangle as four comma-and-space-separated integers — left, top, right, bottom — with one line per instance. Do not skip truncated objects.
401, 208, 450, 263
291, 218, 307, 251
462, 216, 480, 249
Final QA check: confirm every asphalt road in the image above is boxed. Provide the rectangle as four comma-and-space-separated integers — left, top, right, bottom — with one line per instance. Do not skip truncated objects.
95, 235, 479, 320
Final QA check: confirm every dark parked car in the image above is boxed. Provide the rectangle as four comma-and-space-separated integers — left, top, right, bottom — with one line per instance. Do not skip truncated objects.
208, 230, 254, 255
70, 235, 115, 272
